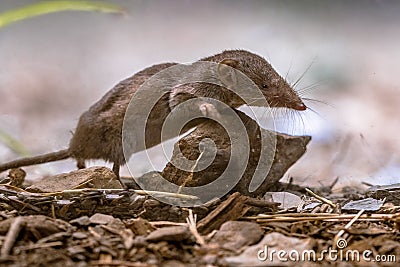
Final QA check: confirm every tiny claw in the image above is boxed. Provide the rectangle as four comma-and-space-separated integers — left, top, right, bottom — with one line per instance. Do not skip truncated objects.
200, 103, 221, 120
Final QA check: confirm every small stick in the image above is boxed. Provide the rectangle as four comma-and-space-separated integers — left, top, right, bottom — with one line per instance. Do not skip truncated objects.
186, 209, 205, 246
14, 241, 63, 252
246, 212, 338, 219
244, 212, 400, 223
51, 203, 56, 219
150, 221, 187, 227
329, 176, 339, 189
5, 197, 41, 212
1, 217, 24, 257
55, 188, 200, 200
305, 188, 336, 208
134, 190, 200, 200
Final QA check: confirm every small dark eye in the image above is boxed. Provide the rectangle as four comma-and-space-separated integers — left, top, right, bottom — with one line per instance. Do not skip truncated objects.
262, 84, 268, 89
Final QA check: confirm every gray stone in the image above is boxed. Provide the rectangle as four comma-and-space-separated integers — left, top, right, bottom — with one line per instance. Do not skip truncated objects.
89, 213, 115, 225
72, 232, 88, 239
146, 226, 191, 242
211, 221, 263, 251
69, 216, 91, 226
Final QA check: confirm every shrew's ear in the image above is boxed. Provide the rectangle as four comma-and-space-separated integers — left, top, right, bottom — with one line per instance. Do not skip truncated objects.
219, 58, 239, 68
217, 59, 239, 87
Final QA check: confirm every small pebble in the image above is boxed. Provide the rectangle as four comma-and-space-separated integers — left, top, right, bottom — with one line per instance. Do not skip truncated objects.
89, 213, 114, 225
72, 232, 88, 239
70, 216, 91, 226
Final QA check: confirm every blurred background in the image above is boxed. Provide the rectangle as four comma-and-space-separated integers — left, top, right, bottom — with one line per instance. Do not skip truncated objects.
0, 0, 399, 190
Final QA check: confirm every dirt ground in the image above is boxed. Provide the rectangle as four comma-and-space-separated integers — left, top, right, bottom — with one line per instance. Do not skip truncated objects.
0, 172, 399, 266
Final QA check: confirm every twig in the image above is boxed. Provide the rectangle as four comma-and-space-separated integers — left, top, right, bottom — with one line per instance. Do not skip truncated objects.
245, 212, 338, 219
51, 203, 56, 219
244, 212, 400, 223
329, 176, 339, 189
5, 197, 41, 212
186, 209, 205, 246
44, 188, 125, 195
1, 217, 24, 257
134, 190, 199, 200
46, 188, 200, 200
14, 241, 63, 251
150, 221, 187, 227
305, 188, 336, 208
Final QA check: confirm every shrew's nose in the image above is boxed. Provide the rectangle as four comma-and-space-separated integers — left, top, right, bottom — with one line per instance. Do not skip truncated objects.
294, 102, 307, 111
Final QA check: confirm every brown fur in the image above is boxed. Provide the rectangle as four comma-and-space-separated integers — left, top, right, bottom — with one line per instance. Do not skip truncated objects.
0, 50, 306, 177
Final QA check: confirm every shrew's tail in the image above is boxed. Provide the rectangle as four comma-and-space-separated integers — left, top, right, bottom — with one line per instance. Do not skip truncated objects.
0, 149, 70, 173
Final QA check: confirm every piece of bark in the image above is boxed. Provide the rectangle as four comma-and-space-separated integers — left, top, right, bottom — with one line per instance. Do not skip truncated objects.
0, 215, 74, 240
26, 166, 122, 193
197, 192, 250, 234
161, 109, 311, 198
125, 218, 155, 236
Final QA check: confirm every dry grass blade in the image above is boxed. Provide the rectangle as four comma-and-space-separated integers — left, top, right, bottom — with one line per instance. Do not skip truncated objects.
14, 241, 63, 252
305, 188, 336, 208
244, 212, 400, 223
0, 217, 24, 257
134, 189, 200, 200
150, 221, 187, 227
186, 209, 205, 246
0, 129, 30, 157
44, 188, 200, 200
0, 1, 125, 28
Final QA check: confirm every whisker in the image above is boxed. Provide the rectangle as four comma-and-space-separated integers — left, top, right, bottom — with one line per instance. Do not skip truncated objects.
260, 107, 272, 122
304, 106, 326, 121
292, 56, 317, 88
297, 111, 306, 134
285, 57, 294, 82
246, 98, 264, 106
297, 81, 324, 95
265, 51, 272, 64
268, 108, 281, 129
287, 109, 293, 134
297, 87, 320, 97
291, 110, 297, 134
284, 109, 290, 133
270, 105, 278, 116
302, 97, 335, 108
296, 77, 327, 90
290, 111, 295, 134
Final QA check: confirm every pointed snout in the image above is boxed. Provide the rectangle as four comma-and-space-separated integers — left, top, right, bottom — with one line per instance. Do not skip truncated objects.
293, 102, 307, 111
